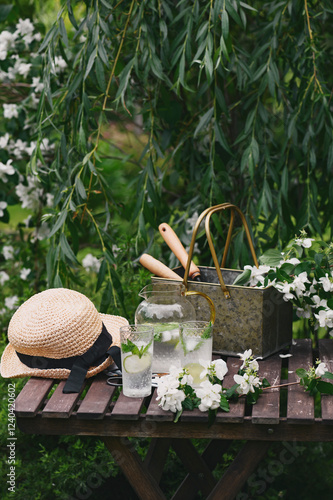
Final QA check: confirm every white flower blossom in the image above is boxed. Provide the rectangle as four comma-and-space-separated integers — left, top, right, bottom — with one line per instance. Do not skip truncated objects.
0, 133, 10, 149
0, 270, 10, 286
279, 257, 300, 266
0, 30, 17, 60
315, 309, 333, 329
20, 268, 31, 280
319, 273, 333, 293
234, 372, 261, 395
315, 362, 327, 377
5, 295, 19, 310
294, 237, 314, 248
3, 245, 14, 260
16, 175, 43, 211
244, 264, 271, 286
3, 103, 19, 119
15, 18, 35, 45
196, 380, 222, 412
0, 200, 7, 217
199, 358, 228, 381
156, 372, 186, 413
15, 61, 31, 78
31, 76, 44, 93
82, 253, 101, 273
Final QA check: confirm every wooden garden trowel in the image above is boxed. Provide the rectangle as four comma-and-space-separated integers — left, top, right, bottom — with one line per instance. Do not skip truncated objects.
158, 223, 201, 281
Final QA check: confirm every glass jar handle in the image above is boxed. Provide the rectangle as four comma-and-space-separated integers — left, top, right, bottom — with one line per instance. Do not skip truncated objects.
185, 290, 216, 324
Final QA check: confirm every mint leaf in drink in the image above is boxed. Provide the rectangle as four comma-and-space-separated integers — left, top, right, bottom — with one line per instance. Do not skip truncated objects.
121, 339, 152, 358
201, 321, 212, 339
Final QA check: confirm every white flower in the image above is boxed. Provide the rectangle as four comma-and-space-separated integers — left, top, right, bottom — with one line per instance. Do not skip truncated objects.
294, 237, 314, 248
31, 76, 44, 93
0, 270, 10, 286
20, 268, 31, 280
199, 358, 228, 381
292, 272, 310, 298
0, 30, 17, 59
16, 175, 43, 211
10, 138, 27, 159
315, 309, 333, 329
3, 245, 14, 259
156, 373, 185, 413
3, 103, 19, 119
82, 253, 101, 273
0, 201, 7, 217
15, 18, 34, 44
0, 133, 10, 149
244, 264, 271, 286
25, 141, 36, 156
315, 362, 327, 377
234, 372, 260, 395
52, 55, 67, 74
275, 281, 294, 301
15, 61, 31, 78
319, 274, 333, 293
5, 295, 19, 310
196, 380, 222, 412
279, 257, 300, 266
46, 193, 54, 207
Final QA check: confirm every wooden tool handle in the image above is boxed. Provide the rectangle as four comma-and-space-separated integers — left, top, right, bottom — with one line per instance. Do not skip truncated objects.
159, 223, 200, 279
139, 254, 182, 280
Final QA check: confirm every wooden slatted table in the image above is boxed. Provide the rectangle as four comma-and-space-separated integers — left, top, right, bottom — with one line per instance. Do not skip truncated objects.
14, 339, 333, 500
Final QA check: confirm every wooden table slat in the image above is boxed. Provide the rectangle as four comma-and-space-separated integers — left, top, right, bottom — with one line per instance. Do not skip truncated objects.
251, 355, 282, 424
319, 339, 333, 424
111, 390, 147, 420
287, 339, 314, 423
76, 376, 116, 419
42, 381, 83, 418
14, 378, 54, 417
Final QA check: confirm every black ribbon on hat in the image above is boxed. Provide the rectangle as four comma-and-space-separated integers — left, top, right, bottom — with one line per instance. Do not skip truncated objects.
16, 323, 121, 394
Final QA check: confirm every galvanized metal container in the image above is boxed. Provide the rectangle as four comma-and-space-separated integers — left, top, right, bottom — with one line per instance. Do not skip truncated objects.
153, 203, 293, 358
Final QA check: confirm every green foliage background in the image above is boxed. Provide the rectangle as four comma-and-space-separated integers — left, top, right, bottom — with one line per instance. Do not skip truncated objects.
34, 0, 333, 300
1, 1, 333, 499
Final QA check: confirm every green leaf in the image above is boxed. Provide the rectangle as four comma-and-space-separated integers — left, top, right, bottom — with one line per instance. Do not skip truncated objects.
60, 233, 79, 265
194, 108, 214, 138
233, 269, 251, 286
49, 210, 67, 238
84, 48, 97, 80
0, 4, 13, 22
219, 394, 230, 412
96, 259, 107, 292
316, 380, 333, 395
75, 175, 87, 200
259, 249, 283, 267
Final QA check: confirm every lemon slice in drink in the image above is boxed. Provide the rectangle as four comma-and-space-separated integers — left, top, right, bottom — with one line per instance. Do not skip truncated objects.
184, 362, 206, 385
123, 353, 151, 374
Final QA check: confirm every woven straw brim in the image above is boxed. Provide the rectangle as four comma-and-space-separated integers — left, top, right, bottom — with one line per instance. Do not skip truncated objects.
0, 314, 128, 380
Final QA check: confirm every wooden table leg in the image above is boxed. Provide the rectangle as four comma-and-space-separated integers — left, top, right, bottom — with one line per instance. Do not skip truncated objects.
172, 439, 233, 500
144, 438, 171, 484
170, 438, 217, 498
103, 436, 167, 500
207, 440, 270, 500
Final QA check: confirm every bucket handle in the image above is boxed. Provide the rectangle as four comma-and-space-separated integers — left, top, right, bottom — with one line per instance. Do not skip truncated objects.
183, 203, 258, 299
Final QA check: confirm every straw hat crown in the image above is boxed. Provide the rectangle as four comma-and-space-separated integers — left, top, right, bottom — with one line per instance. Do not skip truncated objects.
8, 288, 102, 359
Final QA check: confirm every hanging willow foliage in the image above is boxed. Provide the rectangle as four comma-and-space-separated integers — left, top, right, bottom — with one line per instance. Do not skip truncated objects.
34, 0, 333, 311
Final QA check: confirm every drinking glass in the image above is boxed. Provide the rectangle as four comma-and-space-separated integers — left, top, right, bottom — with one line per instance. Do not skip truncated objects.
120, 325, 154, 397
179, 321, 213, 386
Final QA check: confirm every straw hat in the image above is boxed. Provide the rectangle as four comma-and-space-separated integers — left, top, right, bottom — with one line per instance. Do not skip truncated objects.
0, 288, 128, 392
